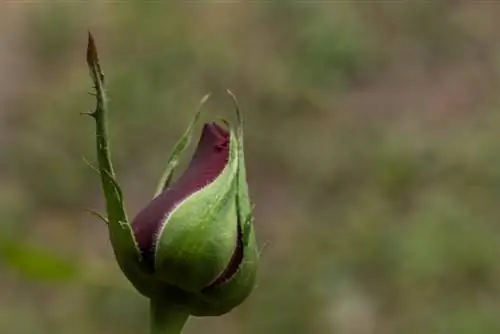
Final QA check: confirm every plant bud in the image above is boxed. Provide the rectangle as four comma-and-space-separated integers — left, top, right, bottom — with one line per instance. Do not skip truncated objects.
128, 95, 258, 315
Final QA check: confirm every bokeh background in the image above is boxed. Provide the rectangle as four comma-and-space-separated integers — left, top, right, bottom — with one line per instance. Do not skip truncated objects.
2, 1, 500, 333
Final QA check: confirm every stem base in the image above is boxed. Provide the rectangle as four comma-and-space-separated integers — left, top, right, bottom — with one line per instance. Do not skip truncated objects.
150, 298, 190, 334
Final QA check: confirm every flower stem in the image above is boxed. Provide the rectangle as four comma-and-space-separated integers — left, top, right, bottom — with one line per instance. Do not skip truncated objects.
150, 298, 190, 334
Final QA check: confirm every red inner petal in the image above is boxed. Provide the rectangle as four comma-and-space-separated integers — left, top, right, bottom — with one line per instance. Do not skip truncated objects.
131, 123, 230, 266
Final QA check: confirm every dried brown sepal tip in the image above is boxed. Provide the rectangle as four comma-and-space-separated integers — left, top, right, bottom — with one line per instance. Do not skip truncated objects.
87, 32, 97, 66
87, 31, 104, 84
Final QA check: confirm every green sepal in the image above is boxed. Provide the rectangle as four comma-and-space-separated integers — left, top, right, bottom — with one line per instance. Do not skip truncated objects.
86, 32, 151, 297
154, 94, 211, 198
227, 90, 255, 246
189, 91, 258, 316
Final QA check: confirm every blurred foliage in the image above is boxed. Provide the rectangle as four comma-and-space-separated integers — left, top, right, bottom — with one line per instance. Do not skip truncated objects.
2, 2, 500, 334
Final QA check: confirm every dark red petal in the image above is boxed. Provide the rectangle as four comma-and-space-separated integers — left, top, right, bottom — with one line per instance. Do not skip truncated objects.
132, 123, 230, 266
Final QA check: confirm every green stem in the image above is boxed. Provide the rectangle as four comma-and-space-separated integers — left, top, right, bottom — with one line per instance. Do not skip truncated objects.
150, 298, 190, 334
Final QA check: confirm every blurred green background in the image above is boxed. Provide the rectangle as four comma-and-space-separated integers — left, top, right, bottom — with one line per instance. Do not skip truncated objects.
2, 2, 500, 333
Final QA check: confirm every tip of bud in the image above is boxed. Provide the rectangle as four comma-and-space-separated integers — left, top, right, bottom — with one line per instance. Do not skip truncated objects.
200, 122, 229, 152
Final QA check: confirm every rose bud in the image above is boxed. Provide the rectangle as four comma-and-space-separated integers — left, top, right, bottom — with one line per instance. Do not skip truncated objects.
126, 92, 258, 315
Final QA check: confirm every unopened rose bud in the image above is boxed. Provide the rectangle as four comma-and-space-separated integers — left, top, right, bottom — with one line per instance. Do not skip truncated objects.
134, 111, 257, 314
130, 97, 258, 315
